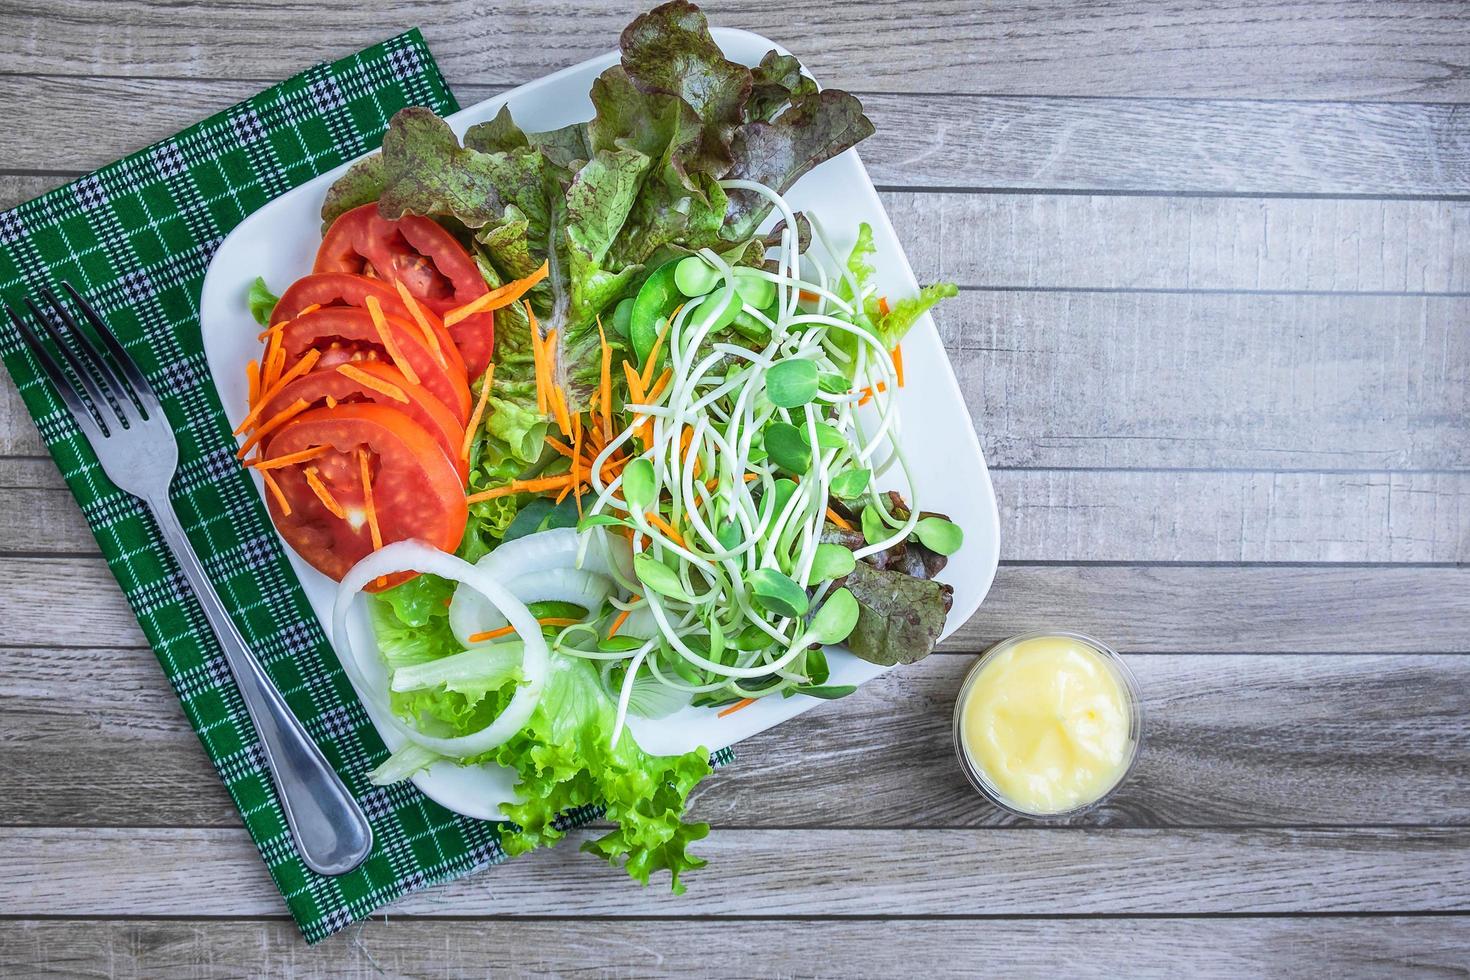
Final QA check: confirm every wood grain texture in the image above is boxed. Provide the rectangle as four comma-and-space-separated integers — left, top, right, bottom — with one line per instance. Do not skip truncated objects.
5, 917, 1469, 979
3, 649, 1465, 830
4, 558, 1468, 654
6, 464, 1468, 562
4, 78, 1470, 195
5, 289, 1468, 470
5, 1, 1468, 101
6, 825, 1469, 917
6, 180, 1467, 296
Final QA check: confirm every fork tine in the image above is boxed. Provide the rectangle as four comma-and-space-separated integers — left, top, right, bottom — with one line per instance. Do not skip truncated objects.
60, 281, 161, 418
24, 296, 124, 433
6, 302, 108, 440
40, 286, 143, 425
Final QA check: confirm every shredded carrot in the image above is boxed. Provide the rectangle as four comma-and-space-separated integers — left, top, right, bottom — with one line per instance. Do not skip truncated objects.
236, 397, 311, 458
460, 362, 495, 462
325, 395, 338, 409
247, 444, 330, 470
466, 624, 516, 643
718, 698, 755, 718
596, 317, 613, 443
261, 329, 285, 390
877, 296, 891, 316
443, 260, 550, 326
465, 473, 574, 504
526, 301, 548, 415
607, 608, 632, 638
257, 322, 284, 344
233, 348, 322, 434
891, 345, 905, 387
303, 466, 346, 519
259, 469, 290, 515
358, 448, 382, 551
644, 511, 687, 548
571, 412, 584, 517
622, 360, 645, 405
744, 472, 759, 482
245, 359, 260, 406
392, 280, 446, 368
364, 294, 420, 386
646, 367, 673, 405
336, 363, 409, 403
545, 434, 575, 458
857, 381, 888, 407
298, 303, 322, 318
825, 507, 853, 530
798, 289, 819, 303
639, 310, 678, 392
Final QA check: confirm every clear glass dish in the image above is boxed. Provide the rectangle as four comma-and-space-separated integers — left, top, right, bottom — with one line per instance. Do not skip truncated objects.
952, 629, 1143, 820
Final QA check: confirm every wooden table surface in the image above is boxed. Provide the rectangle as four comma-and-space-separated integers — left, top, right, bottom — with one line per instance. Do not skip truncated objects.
3, 2, 1469, 976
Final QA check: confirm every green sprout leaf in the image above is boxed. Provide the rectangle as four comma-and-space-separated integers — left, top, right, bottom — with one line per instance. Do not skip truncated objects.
763, 422, 811, 473
861, 504, 888, 547
804, 587, 859, 645
829, 469, 870, 501
748, 568, 809, 619
622, 458, 657, 511
914, 516, 964, 556
765, 358, 819, 408
634, 554, 694, 602
808, 542, 856, 582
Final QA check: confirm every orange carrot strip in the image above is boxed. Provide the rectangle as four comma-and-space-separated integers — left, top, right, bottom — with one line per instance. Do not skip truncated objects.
596, 317, 613, 443
891, 345, 905, 387
336, 363, 410, 403
236, 397, 311, 458
443, 260, 549, 326
365, 294, 420, 386
525, 302, 548, 415
259, 469, 290, 516
571, 412, 584, 517
261, 328, 285, 389
247, 444, 330, 470
644, 511, 686, 548
622, 360, 645, 405
467, 625, 517, 643
718, 698, 755, 718
303, 466, 346, 519
825, 507, 853, 530
358, 448, 382, 551
545, 434, 575, 457
392, 280, 447, 368
465, 473, 574, 504
460, 363, 496, 461
325, 395, 338, 409
645, 367, 673, 405
233, 348, 322, 434
257, 322, 284, 344
639, 312, 677, 392
798, 289, 819, 303
245, 359, 260, 407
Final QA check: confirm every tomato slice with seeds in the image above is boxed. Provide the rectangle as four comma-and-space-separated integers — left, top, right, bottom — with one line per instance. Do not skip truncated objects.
277, 306, 472, 426
271, 272, 465, 378
255, 360, 468, 486
313, 205, 495, 376
261, 403, 468, 590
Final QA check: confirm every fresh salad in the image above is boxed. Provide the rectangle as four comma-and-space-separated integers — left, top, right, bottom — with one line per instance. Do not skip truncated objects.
237, 1, 962, 891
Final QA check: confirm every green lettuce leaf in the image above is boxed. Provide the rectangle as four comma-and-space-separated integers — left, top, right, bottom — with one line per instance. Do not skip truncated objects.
247, 277, 279, 328
320, 153, 386, 230
833, 222, 958, 373
485, 652, 712, 892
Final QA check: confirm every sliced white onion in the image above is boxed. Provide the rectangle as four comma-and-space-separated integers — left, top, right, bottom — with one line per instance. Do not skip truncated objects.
332, 541, 549, 758
611, 603, 659, 641
449, 567, 614, 647
625, 673, 691, 719
480, 527, 633, 582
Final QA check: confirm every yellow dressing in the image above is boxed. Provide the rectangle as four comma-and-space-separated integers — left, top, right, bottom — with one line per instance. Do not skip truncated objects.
959, 635, 1133, 814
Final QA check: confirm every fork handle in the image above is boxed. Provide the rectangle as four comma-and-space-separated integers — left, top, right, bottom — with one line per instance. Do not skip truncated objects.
147, 494, 374, 876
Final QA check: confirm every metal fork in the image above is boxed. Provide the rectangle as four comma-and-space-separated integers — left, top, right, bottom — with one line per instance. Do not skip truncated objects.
8, 283, 373, 876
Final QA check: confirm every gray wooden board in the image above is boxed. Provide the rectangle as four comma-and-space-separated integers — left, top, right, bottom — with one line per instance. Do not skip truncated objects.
1, 0, 1468, 974
3, 918, 1469, 979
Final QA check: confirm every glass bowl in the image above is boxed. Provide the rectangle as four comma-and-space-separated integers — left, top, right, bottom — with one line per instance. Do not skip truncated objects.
952, 629, 1143, 820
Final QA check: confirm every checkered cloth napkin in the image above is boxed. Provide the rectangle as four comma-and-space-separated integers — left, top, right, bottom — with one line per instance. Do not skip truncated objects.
0, 31, 734, 944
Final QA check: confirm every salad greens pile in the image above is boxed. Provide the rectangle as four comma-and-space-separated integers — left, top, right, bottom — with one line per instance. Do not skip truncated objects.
328, 0, 961, 893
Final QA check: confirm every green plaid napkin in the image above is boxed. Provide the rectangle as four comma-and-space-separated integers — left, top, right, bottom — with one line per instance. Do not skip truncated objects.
0, 31, 732, 944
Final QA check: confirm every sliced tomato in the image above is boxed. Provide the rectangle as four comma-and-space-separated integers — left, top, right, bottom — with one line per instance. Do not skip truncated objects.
256, 360, 468, 485
313, 205, 495, 376
271, 272, 466, 378
277, 306, 472, 426
261, 403, 468, 589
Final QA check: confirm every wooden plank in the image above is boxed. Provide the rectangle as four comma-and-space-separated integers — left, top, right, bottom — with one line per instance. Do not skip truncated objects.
4, 77, 1470, 196
5, 825, 1467, 916
5, 289, 1468, 470
6, 462, 1467, 562
4, 558, 1467, 654
3, 917, 1467, 978
890, 193, 1470, 295
6, 178, 1468, 295
3, 649, 1465, 830
4, 1, 1468, 102
944, 290, 1470, 470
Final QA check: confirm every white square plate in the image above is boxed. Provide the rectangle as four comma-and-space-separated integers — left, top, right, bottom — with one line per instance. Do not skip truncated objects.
200, 28, 999, 820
